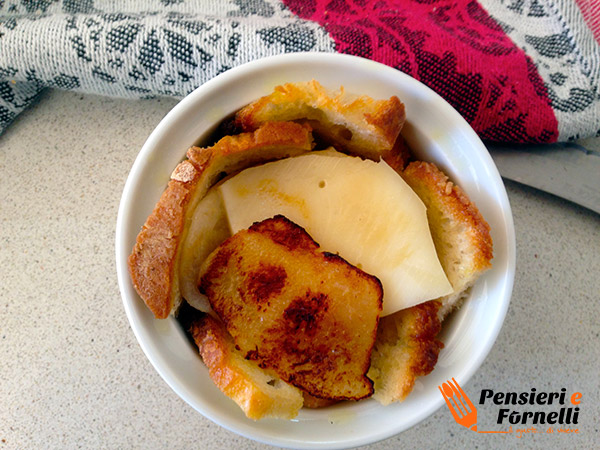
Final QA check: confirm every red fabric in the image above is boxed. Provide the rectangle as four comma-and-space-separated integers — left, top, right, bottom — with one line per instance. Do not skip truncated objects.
283, 0, 559, 143
575, 0, 600, 43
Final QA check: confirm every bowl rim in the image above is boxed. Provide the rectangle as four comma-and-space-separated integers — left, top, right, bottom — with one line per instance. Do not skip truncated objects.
115, 52, 516, 449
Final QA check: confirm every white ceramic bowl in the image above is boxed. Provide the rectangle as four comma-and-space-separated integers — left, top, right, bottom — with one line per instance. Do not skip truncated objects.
116, 53, 515, 449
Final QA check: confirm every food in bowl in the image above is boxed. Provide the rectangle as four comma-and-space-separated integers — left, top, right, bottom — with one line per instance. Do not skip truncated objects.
127, 80, 493, 420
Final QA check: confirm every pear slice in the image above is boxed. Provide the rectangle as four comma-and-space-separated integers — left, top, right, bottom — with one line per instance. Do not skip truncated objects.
179, 187, 231, 313
218, 150, 452, 316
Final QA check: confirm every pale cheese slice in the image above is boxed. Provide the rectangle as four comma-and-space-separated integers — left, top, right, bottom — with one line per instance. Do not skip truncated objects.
180, 187, 231, 313
218, 149, 452, 316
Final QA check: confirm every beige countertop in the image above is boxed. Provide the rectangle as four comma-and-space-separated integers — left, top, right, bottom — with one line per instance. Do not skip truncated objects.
1, 89, 598, 449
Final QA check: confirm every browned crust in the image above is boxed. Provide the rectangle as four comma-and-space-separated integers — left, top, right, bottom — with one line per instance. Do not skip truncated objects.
190, 315, 234, 380
186, 121, 313, 170
190, 314, 304, 420
248, 214, 319, 252
128, 122, 314, 319
382, 134, 412, 172
128, 163, 202, 318
401, 301, 444, 377
234, 91, 274, 132
364, 95, 406, 149
402, 161, 493, 278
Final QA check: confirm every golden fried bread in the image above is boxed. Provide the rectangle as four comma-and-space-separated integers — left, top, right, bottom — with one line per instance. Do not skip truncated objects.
235, 80, 405, 161
401, 161, 493, 319
128, 121, 314, 318
368, 300, 443, 405
199, 215, 383, 401
189, 314, 304, 420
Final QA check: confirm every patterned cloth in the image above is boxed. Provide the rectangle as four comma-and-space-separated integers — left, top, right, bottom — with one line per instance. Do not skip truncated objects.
0, 0, 598, 143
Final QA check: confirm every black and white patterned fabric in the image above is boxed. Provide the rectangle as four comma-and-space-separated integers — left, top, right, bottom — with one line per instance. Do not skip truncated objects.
0, 0, 335, 133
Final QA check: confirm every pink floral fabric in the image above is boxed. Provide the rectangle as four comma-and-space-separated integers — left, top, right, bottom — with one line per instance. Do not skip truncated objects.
284, 0, 560, 143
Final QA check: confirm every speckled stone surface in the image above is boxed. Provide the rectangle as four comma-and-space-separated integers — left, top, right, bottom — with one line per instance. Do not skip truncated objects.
1, 90, 598, 450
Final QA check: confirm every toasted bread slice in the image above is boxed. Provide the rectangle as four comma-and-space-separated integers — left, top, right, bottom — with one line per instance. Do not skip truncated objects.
368, 300, 443, 405
199, 215, 383, 401
190, 314, 304, 420
128, 121, 314, 318
235, 80, 405, 162
401, 161, 493, 319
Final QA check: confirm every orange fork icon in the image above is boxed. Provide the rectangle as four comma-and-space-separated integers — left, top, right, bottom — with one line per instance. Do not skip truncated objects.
438, 378, 512, 434
439, 378, 478, 432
